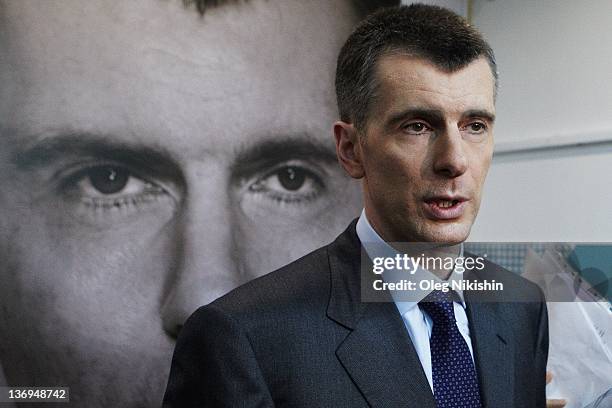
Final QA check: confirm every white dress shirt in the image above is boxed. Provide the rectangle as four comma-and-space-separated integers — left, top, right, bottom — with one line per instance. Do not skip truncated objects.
355, 210, 475, 392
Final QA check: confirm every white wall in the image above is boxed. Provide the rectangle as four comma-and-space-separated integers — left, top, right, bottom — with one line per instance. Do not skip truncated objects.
468, 0, 612, 241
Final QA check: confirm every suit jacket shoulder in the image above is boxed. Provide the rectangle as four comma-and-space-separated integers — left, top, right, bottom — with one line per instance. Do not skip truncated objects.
164, 222, 369, 407
164, 223, 549, 408
203, 242, 333, 326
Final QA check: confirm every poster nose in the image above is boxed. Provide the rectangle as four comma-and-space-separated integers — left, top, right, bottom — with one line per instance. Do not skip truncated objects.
160, 169, 241, 339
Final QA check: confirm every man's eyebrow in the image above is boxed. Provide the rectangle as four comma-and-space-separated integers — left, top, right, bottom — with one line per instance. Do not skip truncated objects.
385, 108, 496, 129
232, 136, 338, 176
386, 108, 445, 128
464, 109, 496, 123
12, 131, 181, 177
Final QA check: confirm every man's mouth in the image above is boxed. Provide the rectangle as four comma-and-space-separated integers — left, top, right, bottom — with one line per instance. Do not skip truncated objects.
423, 196, 468, 220
434, 199, 459, 208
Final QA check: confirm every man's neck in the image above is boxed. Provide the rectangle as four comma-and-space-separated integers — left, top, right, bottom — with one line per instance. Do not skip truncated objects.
363, 207, 463, 280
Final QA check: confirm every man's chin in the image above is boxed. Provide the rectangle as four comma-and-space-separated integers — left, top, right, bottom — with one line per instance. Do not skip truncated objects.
419, 221, 471, 245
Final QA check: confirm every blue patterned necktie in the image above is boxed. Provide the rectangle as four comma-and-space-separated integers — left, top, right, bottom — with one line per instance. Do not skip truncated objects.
419, 290, 482, 408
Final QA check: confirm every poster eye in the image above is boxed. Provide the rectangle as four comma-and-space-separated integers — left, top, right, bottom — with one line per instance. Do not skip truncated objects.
248, 163, 324, 204
65, 164, 165, 203
277, 166, 307, 191
87, 166, 130, 195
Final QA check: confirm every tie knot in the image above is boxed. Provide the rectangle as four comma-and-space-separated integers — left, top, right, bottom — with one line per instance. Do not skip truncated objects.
419, 290, 457, 324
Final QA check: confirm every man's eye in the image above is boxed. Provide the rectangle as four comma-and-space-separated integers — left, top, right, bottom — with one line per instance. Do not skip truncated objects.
249, 165, 323, 203
464, 122, 487, 134
402, 122, 431, 134
65, 165, 165, 207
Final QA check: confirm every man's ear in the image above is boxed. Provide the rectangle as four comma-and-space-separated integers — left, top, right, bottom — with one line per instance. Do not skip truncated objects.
333, 121, 365, 179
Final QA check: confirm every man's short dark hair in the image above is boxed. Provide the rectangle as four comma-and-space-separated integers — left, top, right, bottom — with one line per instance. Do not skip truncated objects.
335, 3, 498, 130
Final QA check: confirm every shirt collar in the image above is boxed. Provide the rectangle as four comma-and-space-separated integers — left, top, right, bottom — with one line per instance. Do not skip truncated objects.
356, 209, 466, 315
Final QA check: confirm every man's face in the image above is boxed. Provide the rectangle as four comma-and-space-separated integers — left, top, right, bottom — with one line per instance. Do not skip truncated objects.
0, 0, 361, 406
359, 55, 495, 244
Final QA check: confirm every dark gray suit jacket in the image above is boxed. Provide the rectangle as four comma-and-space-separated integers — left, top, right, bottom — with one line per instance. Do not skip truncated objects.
164, 221, 548, 407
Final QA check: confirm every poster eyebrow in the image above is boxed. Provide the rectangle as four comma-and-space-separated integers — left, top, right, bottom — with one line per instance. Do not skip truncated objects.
11, 131, 180, 177
231, 136, 338, 176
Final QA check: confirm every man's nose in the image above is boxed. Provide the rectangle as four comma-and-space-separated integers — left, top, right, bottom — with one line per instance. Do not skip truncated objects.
161, 168, 242, 339
432, 127, 468, 178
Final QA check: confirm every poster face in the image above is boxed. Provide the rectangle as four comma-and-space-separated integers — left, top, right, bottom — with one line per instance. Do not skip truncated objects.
0, 0, 365, 405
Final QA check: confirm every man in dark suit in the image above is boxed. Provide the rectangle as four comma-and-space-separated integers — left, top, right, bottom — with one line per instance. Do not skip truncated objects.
164, 4, 548, 407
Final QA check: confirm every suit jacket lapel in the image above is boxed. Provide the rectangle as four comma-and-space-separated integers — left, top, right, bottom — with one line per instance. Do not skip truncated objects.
336, 302, 436, 407
326, 221, 435, 407
325, 224, 517, 407
465, 268, 516, 408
